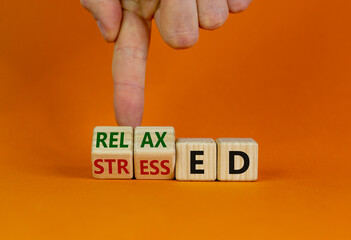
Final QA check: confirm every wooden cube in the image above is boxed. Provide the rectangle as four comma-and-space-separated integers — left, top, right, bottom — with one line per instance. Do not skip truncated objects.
176, 138, 216, 181
91, 126, 133, 179
216, 138, 258, 181
134, 127, 175, 180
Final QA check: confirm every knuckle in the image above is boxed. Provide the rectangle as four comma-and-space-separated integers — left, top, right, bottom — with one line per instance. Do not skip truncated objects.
114, 46, 148, 61
114, 81, 145, 92
166, 30, 199, 49
229, 0, 251, 13
200, 11, 228, 30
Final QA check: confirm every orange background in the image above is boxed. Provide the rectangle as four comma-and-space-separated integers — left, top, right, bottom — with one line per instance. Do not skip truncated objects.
1, 0, 351, 239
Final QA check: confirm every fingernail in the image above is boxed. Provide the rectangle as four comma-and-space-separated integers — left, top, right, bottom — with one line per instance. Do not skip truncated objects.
97, 20, 108, 40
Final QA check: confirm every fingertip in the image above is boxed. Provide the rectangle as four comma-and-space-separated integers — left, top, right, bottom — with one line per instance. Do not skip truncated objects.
158, 0, 199, 49
164, 30, 199, 49
98, 21, 119, 42
97, 20, 109, 41
114, 83, 144, 128
112, 11, 150, 128
197, 0, 229, 31
228, 0, 252, 13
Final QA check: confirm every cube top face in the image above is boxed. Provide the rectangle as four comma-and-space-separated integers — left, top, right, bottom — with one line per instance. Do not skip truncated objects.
176, 138, 216, 181
134, 126, 175, 153
216, 138, 258, 181
176, 138, 215, 144
92, 126, 133, 154
91, 126, 133, 179
216, 138, 257, 145
134, 126, 176, 180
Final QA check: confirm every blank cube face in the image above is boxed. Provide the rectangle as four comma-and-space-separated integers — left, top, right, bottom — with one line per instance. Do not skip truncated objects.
216, 138, 258, 181
134, 127, 175, 180
91, 126, 133, 179
176, 138, 216, 181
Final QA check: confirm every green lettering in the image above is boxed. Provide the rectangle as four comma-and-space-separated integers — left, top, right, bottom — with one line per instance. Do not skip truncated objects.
141, 132, 154, 148
109, 132, 119, 148
96, 132, 108, 148
155, 132, 167, 147
119, 132, 128, 148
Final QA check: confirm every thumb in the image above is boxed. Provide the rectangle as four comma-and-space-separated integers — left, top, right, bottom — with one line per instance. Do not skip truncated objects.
81, 0, 122, 42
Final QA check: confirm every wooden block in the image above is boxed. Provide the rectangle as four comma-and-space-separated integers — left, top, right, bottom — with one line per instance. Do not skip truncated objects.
134, 126, 175, 179
216, 138, 258, 181
91, 126, 133, 179
176, 138, 216, 181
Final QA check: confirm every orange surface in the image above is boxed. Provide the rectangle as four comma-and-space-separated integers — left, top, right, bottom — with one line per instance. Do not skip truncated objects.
1, 0, 351, 239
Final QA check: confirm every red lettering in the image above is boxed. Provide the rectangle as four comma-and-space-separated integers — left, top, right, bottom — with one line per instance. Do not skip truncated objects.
160, 160, 170, 175
140, 160, 149, 175
94, 159, 104, 174
118, 159, 129, 174
105, 159, 116, 174
150, 160, 159, 175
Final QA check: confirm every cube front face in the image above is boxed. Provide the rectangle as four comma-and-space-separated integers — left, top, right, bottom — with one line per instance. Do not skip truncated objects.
216, 138, 258, 181
176, 138, 216, 181
134, 127, 175, 180
91, 126, 133, 179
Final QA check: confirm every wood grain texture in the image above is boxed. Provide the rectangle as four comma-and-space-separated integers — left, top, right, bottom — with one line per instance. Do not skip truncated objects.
134, 126, 175, 179
176, 138, 216, 181
91, 126, 133, 179
216, 138, 258, 181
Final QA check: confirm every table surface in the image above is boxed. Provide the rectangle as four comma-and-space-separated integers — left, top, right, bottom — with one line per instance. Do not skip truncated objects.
1, 129, 350, 239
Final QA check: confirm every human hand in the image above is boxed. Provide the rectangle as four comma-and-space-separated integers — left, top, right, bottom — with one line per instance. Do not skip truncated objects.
81, 0, 252, 127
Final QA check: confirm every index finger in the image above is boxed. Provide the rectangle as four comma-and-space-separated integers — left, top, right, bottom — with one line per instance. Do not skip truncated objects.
112, 10, 151, 127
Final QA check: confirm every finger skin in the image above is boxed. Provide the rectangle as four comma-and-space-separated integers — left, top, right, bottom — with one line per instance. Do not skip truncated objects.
81, 0, 122, 42
227, 0, 252, 13
158, 0, 199, 49
112, 10, 151, 127
197, 0, 229, 30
